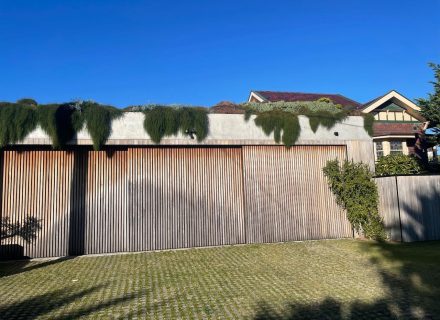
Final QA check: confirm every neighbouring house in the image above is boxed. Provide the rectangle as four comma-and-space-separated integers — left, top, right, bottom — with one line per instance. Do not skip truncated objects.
360, 90, 426, 161
248, 90, 426, 161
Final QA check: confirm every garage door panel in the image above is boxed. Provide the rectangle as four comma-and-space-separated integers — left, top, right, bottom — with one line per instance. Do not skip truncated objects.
242, 145, 351, 243
128, 147, 246, 251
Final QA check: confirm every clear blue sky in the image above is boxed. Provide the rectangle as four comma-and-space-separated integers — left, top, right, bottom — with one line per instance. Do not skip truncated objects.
1, 0, 439, 107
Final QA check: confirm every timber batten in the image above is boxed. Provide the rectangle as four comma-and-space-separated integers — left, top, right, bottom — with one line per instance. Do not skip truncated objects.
242, 145, 352, 243
1, 145, 355, 258
376, 175, 440, 242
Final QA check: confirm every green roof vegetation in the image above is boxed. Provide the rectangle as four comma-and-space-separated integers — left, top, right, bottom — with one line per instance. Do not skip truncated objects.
0, 102, 38, 148
143, 106, 209, 143
253, 110, 301, 147
0, 98, 373, 149
363, 114, 375, 137
243, 100, 352, 146
77, 102, 123, 150
0, 100, 121, 150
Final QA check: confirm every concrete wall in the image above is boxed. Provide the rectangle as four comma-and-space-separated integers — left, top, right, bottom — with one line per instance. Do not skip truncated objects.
15, 113, 374, 167
18, 113, 370, 144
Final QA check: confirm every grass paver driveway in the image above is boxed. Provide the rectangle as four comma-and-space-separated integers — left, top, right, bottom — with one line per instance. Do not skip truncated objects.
1, 239, 440, 319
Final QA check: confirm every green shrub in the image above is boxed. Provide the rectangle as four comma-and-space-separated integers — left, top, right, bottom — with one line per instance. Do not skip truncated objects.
323, 159, 386, 240
1, 100, 122, 150
16, 98, 38, 107
375, 154, 423, 176
243, 101, 348, 146
143, 106, 209, 143
0, 103, 37, 147
363, 114, 375, 137
306, 110, 347, 133
179, 107, 209, 142
75, 102, 122, 151
37, 104, 78, 148
254, 111, 300, 147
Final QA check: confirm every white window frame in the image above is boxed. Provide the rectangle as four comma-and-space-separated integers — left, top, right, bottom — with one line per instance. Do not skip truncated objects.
390, 141, 403, 155
375, 141, 384, 159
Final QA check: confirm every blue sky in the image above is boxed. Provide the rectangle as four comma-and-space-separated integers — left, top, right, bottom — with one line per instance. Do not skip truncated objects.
0, 0, 439, 107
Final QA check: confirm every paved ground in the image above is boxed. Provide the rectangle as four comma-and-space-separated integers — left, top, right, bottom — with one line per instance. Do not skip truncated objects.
1, 239, 439, 319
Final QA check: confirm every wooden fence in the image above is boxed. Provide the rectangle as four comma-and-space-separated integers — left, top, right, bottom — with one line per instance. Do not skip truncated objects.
0, 145, 351, 258
376, 175, 440, 242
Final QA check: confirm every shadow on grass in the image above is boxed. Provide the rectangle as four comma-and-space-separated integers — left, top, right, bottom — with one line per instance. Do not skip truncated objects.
0, 256, 75, 278
0, 282, 171, 319
253, 241, 440, 320
254, 298, 396, 320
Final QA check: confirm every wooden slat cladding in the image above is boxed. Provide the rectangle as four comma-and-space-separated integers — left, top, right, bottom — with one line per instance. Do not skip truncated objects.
1, 145, 355, 258
1, 150, 74, 258
375, 177, 402, 241
396, 175, 440, 242
128, 147, 245, 251
242, 145, 352, 243
0, 149, 129, 258
85, 150, 128, 254
375, 175, 440, 242
0, 150, 3, 221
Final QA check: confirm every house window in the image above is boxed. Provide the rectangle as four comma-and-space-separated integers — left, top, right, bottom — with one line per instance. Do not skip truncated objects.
390, 141, 403, 154
375, 141, 384, 159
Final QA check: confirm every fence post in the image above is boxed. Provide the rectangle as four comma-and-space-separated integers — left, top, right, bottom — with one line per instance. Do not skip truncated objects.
0, 149, 3, 223
240, 147, 248, 244
394, 175, 404, 242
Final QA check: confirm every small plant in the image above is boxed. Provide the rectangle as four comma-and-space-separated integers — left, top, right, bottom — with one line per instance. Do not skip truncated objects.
1, 216, 42, 242
323, 159, 386, 240
143, 106, 209, 143
375, 154, 423, 176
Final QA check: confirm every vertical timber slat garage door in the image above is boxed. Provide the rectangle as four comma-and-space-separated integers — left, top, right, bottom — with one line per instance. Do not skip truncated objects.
128, 147, 246, 251
0, 150, 74, 258
1, 145, 353, 259
242, 145, 352, 243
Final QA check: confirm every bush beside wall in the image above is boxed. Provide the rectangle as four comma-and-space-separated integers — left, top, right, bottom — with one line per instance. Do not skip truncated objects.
375, 154, 423, 176
323, 159, 386, 240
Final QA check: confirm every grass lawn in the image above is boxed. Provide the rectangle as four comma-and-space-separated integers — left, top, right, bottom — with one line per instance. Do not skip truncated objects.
1, 239, 440, 319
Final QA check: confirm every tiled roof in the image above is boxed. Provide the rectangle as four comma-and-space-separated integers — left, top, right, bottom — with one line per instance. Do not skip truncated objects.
373, 122, 422, 137
253, 91, 362, 110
